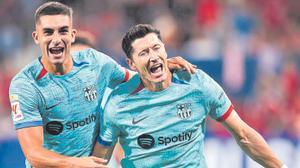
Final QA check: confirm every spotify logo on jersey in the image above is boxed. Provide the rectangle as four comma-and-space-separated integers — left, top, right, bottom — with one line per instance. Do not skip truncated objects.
46, 121, 64, 135
137, 131, 194, 149
137, 134, 155, 149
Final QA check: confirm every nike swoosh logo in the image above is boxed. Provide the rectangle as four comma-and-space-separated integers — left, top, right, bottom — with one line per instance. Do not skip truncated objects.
132, 115, 149, 125
45, 101, 62, 110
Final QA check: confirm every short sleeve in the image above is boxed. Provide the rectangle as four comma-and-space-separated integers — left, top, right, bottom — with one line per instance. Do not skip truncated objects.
108, 61, 129, 89
9, 78, 43, 129
98, 99, 119, 147
196, 70, 233, 121
90, 49, 129, 89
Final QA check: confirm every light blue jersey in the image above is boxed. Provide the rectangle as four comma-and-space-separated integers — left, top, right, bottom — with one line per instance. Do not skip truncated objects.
99, 69, 233, 168
9, 48, 129, 168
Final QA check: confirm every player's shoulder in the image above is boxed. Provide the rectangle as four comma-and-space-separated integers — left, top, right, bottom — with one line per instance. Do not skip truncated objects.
112, 73, 140, 95
107, 74, 140, 102
103, 74, 140, 118
72, 48, 114, 65
11, 58, 43, 86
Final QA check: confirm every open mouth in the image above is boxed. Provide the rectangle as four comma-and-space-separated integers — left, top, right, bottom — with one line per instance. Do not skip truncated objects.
149, 63, 163, 75
49, 47, 64, 56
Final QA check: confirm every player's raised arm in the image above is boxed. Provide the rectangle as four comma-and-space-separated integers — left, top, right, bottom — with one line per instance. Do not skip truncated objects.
221, 109, 285, 168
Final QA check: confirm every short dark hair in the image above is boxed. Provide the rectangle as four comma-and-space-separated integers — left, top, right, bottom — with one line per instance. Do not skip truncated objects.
122, 24, 162, 59
35, 1, 73, 24
72, 36, 94, 48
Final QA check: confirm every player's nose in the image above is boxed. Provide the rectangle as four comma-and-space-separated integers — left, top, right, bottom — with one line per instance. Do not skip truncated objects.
52, 32, 62, 44
149, 51, 159, 62
149, 56, 159, 63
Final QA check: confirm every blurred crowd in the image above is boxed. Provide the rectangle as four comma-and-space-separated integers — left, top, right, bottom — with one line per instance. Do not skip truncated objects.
1, 0, 300, 141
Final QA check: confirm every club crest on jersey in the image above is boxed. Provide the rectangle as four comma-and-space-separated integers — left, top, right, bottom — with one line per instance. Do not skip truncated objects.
84, 85, 98, 102
176, 103, 192, 119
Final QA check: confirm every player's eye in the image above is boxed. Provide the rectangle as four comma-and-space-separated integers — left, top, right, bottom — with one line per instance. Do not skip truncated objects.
59, 28, 69, 35
139, 48, 149, 57
153, 45, 161, 50
44, 30, 53, 36
139, 51, 147, 57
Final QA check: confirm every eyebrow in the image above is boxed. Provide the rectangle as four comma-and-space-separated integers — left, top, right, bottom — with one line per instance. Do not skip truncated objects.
42, 26, 69, 32
153, 44, 160, 47
42, 28, 53, 32
60, 26, 69, 30
138, 48, 149, 55
138, 43, 161, 55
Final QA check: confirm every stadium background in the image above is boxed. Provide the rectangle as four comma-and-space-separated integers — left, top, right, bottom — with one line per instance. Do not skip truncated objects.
0, 0, 300, 167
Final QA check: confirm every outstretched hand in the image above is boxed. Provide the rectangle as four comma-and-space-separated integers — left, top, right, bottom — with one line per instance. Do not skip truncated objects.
167, 56, 197, 74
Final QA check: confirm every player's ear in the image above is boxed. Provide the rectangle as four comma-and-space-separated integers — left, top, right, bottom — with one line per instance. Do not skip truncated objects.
126, 58, 137, 71
71, 28, 77, 43
32, 31, 39, 44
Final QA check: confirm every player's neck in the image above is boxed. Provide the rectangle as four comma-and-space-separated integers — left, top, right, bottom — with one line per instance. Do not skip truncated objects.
142, 70, 172, 92
41, 55, 73, 75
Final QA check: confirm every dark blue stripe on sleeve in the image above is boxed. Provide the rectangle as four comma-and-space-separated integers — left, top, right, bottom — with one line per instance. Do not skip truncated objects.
15, 121, 43, 130
97, 136, 113, 147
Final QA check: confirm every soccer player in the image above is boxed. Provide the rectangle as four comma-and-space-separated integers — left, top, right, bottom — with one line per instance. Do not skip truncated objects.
93, 24, 286, 168
9, 2, 195, 168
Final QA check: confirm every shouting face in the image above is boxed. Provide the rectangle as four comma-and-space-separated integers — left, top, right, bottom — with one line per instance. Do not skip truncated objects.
127, 33, 169, 85
32, 14, 76, 66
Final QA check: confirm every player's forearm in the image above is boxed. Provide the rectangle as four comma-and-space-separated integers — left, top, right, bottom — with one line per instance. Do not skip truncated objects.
234, 126, 283, 168
92, 147, 108, 159
25, 147, 72, 168
92, 142, 113, 163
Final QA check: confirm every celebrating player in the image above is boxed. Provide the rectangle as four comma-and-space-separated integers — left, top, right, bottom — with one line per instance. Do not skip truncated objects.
93, 24, 286, 168
9, 2, 195, 168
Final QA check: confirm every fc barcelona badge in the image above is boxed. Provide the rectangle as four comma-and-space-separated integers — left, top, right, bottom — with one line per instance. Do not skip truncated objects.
176, 103, 192, 119
84, 85, 98, 101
